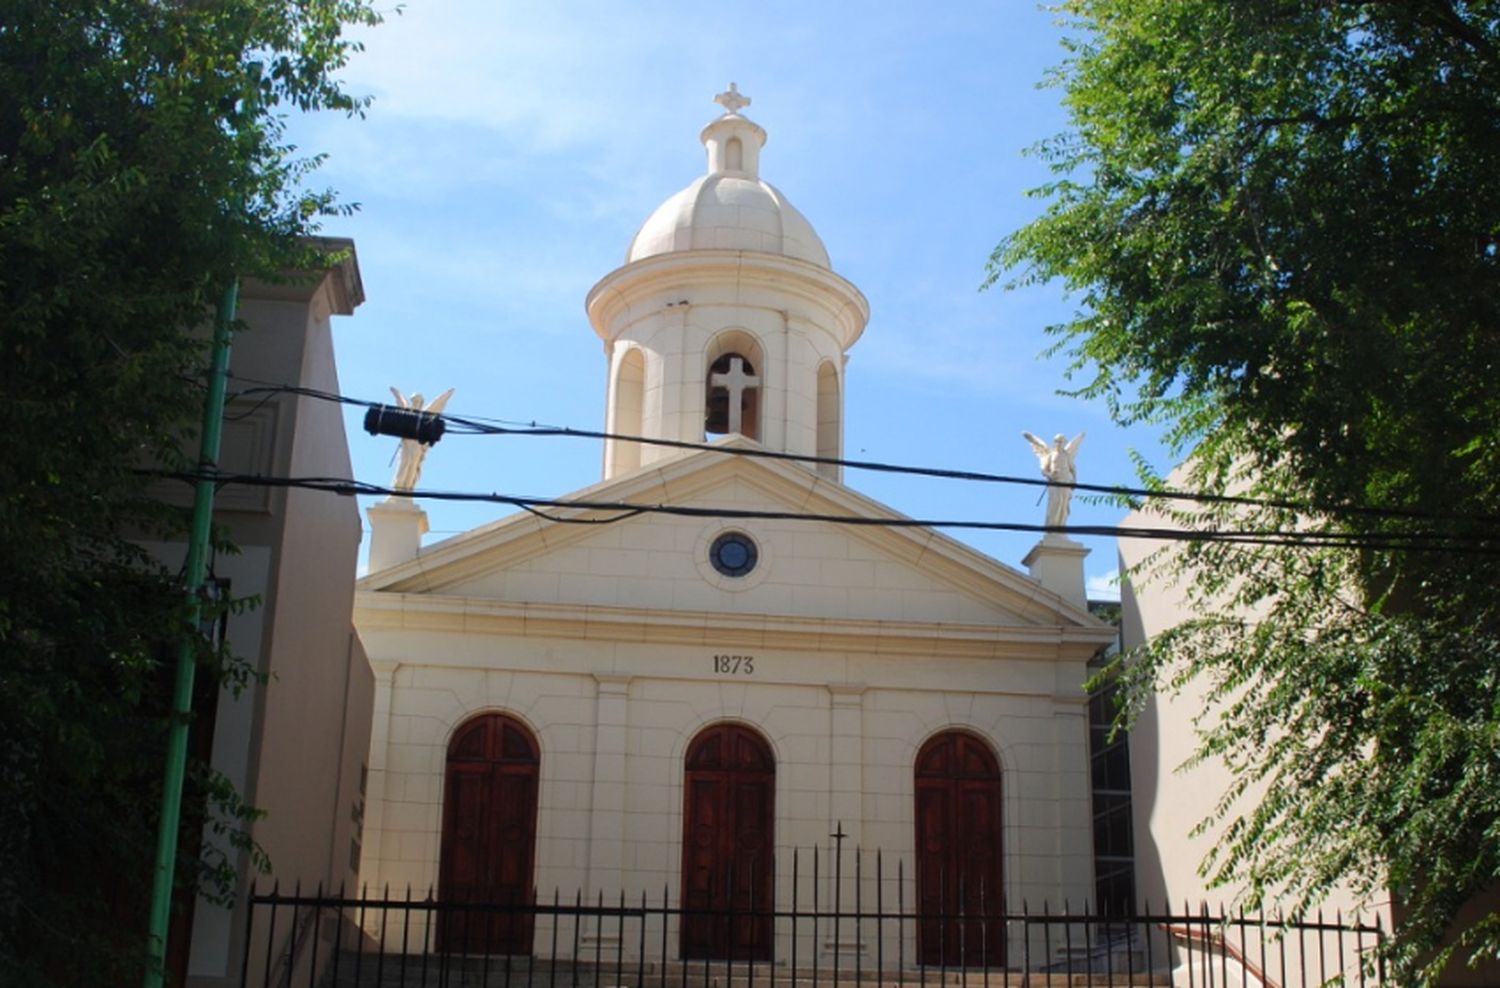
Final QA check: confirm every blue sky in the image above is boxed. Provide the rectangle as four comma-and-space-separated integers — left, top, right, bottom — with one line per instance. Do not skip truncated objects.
294, 1, 1165, 596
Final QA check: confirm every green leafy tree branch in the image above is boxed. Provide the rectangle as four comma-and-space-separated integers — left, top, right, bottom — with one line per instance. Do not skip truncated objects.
1, 1, 381, 983
994, 1, 1500, 981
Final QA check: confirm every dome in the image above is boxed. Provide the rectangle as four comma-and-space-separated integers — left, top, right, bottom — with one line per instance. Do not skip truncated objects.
624, 84, 832, 269
626, 175, 830, 268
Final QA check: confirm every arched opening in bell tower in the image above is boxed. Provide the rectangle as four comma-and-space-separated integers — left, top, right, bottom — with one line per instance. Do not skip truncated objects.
815, 360, 841, 480
704, 331, 763, 441
609, 346, 646, 475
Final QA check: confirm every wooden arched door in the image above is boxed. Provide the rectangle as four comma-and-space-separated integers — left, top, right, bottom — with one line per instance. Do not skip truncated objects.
438, 713, 540, 954
680, 723, 775, 960
915, 731, 1004, 966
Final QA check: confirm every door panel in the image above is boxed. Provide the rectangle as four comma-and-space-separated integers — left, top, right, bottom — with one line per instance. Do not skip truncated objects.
439, 714, 539, 954
681, 724, 774, 960
914, 732, 1004, 967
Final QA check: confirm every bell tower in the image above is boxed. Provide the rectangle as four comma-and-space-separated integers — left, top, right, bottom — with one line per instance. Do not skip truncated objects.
586, 85, 869, 482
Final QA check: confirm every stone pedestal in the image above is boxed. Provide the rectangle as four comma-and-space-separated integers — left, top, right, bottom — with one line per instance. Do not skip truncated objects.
1022, 534, 1090, 610
367, 497, 428, 572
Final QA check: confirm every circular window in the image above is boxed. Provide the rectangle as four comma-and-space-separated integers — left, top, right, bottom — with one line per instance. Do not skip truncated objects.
709, 531, 759, 578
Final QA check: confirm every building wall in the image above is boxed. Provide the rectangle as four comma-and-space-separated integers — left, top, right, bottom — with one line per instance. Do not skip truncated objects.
357, 627, 1095, 964
156, 254, 375, 988
1119, 505, 1392, 983
436, 506, 1033, 626
245, 283, 369, 898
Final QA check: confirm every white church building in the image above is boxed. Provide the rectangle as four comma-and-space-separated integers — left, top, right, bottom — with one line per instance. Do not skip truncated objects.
353, 87, 1115, 966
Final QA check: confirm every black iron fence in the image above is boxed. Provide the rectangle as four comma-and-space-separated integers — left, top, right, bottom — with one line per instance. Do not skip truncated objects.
238, 852, 1386, 987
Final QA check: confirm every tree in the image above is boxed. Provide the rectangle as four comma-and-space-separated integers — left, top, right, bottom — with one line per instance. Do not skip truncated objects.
0, 2, 379, 982
992, 1, 1500, 982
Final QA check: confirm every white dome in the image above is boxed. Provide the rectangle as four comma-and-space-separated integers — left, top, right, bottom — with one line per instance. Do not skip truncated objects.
624, 89, 831, 270
626, 173, 831, 268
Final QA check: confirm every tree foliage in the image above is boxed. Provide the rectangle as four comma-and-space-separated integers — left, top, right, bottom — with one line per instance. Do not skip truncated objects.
0, 1, 379, 982
994, 1, 1500, 981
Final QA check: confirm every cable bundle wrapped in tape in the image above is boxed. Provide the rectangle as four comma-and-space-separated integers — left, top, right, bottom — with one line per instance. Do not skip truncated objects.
363, 404, 446, 446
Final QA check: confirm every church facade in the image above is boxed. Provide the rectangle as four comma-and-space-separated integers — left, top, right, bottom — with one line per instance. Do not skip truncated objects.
354, 88, 1114, 965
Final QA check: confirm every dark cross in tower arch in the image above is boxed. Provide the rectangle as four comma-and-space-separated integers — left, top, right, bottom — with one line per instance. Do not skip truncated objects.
710, 355, 760, 435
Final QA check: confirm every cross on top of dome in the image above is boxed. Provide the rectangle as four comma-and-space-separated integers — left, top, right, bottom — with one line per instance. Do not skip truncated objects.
714, 82, 750, 115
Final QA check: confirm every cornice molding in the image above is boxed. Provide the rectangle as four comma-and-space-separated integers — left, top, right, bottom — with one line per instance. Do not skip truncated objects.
354, 591, 1116, 661
586, 250, 869, 350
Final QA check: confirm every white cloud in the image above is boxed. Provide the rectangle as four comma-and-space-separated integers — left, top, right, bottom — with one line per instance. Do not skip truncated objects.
338, 2, 772, 162
346, 4, 655, 143
1086, 568, 1121, 602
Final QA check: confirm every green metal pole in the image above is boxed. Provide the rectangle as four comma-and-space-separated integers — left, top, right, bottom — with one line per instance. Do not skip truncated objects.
144, 279, 239, 988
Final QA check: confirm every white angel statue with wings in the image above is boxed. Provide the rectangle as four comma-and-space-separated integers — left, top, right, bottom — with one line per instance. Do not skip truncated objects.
389, 386, 455, 492
1022, 430, 1085, 528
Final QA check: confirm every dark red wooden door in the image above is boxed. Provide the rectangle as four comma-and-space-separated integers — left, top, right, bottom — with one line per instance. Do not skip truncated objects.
439, 714, 539, 954
915, 731, 1004, 966
680, 723, 775, 960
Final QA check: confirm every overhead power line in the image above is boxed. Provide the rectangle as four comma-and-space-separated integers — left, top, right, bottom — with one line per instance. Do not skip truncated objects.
146, 469, 1500, 554
228, 377, 1500, 528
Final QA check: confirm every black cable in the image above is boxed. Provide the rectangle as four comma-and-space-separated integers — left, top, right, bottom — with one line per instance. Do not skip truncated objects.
227, 376, 1500, 528
516, 503, 649, 525
143, 469, 1500, 554
222, 384, 284, 422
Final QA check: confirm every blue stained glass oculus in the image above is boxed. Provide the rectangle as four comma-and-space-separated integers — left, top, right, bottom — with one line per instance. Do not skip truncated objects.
709, 532, 759, 578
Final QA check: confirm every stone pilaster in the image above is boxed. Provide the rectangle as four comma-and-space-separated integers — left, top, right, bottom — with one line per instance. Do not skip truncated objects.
584, 674, 632, 945
825, 683, 868, 963
358, 660, 400, 902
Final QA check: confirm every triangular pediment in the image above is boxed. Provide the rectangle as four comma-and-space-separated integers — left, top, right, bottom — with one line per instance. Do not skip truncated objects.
362, 441, 1101, 637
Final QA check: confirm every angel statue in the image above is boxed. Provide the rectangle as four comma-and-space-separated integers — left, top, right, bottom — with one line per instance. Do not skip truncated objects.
389, 386, 455, 492
1022, 430, 1086, 528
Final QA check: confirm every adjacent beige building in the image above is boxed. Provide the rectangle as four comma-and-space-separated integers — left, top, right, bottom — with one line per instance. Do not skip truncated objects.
1121, 493, 1500, 986
146, 246, 376, 987
355, 90, 1114, 967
